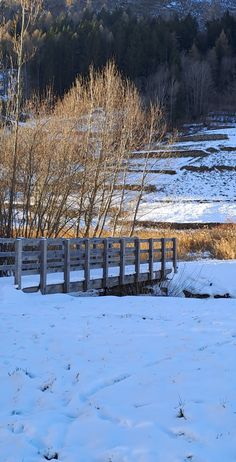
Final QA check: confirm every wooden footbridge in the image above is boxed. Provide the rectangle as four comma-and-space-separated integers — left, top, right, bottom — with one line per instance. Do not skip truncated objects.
0, 237, 177, 295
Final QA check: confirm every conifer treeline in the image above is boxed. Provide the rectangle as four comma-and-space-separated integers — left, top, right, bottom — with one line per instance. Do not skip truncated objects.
1, 5, 236, 121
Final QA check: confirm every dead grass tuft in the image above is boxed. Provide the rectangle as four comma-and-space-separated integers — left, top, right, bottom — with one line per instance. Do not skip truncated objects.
134, 224, 236, 260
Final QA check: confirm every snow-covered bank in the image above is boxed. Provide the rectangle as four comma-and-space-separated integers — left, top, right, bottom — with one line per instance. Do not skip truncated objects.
0, 273, 236, 462
168, 259, 236, 298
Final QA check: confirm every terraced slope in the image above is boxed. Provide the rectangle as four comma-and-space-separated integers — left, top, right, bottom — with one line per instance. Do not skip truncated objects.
130, 122, 236, 225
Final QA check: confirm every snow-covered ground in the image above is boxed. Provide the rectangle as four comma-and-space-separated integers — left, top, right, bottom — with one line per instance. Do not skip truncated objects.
131, 124, 236, 224
0, 260, 236, 462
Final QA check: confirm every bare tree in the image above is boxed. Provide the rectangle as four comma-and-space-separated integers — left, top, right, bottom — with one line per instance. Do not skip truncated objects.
145, 65, 179, 126
0, 62, 166, 238
6, 0, 42, 237
182, 55, 212, 119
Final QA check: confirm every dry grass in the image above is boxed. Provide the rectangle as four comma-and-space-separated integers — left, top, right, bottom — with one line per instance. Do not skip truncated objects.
178, 134, 228, 142
133, 224, 236, 260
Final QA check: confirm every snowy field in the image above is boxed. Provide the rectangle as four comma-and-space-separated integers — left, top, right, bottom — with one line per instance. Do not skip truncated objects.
1, 261, 236, 462
131, 123, 236, 224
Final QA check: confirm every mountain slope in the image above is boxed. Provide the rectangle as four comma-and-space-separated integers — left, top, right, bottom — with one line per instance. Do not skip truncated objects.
86, 0, 236, 18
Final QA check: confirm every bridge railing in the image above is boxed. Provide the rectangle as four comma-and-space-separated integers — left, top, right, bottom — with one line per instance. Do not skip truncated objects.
0, 237, 177, 294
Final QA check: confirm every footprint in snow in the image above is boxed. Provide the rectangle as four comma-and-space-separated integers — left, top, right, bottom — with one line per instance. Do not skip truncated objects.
215, 340, 231, 346
42, 450, 59, 460
198, 345, 208, 351
81, 373, 131, 401
11, 410, 22, 416
8, 367, 35, 379
8, 422, 24, 434
40, 378, 55, 392
95, 406, 135, 429
172, 428, 198, 443
134, 402, 150, 408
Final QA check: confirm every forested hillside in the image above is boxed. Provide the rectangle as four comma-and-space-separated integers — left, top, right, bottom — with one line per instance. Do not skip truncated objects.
1, 1, 236, 122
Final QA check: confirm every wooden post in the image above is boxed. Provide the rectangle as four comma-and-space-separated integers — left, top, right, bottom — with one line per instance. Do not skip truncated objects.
103, 238, 109, 289
173, 238, 178, 273
64, 239, 71, 293
15, 238, 22, 289
149, 238, 154, 281
120, 238, 125, 285
84, 238, 90, 291
135, 238, 140, 283
40, 238, 47, 295
161, 238, 166, 280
